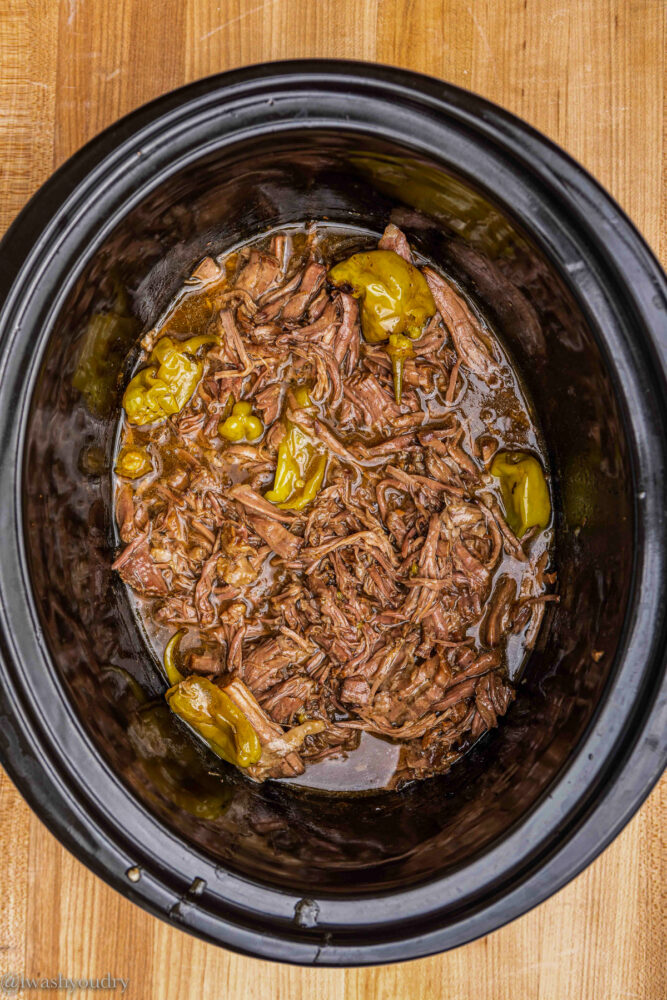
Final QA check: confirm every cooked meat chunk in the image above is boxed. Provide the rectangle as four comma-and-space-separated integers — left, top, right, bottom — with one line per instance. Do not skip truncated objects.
113, 224, 556, 786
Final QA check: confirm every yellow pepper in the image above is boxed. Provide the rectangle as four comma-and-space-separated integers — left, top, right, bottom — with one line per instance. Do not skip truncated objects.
292, 385, 310, 407
123, 334, 218, 426
264, 387, 327, 510
328, 249, 434, 403
166, 675, 262, 768
219, 400, 264, 442
114, 445, 153, 479
163, 629, 187, 686
490, 451, 551, 537
329, 249, 435, 343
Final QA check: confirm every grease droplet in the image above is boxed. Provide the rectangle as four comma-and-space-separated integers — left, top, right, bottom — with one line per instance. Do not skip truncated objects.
126, 866, 141, 883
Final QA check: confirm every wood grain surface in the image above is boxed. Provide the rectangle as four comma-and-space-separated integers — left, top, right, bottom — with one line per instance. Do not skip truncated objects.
0, 1, 665, 997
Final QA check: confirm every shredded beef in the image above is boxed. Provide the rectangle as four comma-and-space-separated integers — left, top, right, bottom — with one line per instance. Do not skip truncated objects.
114, 224, 556, 785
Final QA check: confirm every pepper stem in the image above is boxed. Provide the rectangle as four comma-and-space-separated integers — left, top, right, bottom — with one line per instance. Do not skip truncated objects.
386, 333, 414, 405
392, 353, 404, 404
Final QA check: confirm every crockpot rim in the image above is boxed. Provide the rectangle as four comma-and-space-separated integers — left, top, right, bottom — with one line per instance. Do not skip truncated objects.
0, 59, 665, 965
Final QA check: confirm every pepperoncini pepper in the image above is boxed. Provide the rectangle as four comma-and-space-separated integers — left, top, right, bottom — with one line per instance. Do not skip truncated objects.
163, 629, 187, 686
114, 445, 153, 479
264, 387, 327, 510
123, 334, 218, 426
329, 250, 435, 342
328, 249, 435, 402
490, 451, 551, 537
219, 401, 264, 442
165, 675, 262, 768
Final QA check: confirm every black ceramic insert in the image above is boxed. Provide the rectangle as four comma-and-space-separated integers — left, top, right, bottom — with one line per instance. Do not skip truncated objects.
0, 62, 665, 964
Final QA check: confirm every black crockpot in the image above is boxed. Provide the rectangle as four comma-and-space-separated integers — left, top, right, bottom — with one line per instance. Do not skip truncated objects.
0, 61, 665, 964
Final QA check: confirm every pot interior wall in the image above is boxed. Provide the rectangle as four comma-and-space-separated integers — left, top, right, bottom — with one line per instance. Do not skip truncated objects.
23, 130, 633, 893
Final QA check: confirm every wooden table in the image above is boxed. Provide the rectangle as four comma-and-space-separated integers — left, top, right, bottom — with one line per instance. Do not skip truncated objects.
1, 1, 665, 997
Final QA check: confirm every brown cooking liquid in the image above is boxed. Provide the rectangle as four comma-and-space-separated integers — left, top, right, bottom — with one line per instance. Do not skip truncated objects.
114, 223, 554, 794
